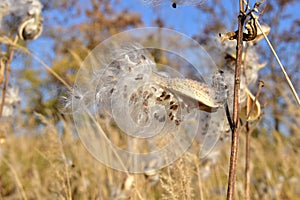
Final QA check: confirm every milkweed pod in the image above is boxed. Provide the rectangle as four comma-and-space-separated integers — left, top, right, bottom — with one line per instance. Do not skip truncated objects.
249, 24, 271, 43
18, 14, 42, 40
240, 88, 261, 121
151, 73, 222, 112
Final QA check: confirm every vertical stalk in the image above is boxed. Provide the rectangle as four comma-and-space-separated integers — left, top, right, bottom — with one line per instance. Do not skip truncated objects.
245, 80, 264, 200
245, 122, 251, 200
0, 36, 18, 118
226, 1, 245, 199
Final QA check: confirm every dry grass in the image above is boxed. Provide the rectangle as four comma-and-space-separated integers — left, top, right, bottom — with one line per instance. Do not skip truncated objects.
0, 113, 299, 199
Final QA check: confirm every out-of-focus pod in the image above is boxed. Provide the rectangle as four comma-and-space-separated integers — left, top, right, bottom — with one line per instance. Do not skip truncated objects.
0, 0, 43, 40
18, 13, 42, 40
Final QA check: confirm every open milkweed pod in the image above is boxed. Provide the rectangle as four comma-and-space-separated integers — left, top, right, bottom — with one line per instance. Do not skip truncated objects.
18, 14, 43, 40
240, 88, 261, 121
151, 73, 221, 113
249, 24, 270, 43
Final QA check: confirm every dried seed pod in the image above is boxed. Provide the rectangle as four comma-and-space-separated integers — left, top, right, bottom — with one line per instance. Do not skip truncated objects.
0, 0, 43, 40
18, 14, 43, 40
240, 88, 261, 121
249, 24, 270, 43
152, 73, 222, 112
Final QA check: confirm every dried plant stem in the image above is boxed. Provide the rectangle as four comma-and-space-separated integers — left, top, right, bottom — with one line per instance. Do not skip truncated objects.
88, 108, 146, 200
194, 157, 204, 200
1, 156, 28, 200
0, 36, 71, 90
0, 59, 4, 83
227, 1, 245, 199
244, 81, 264, 200
245, 122, 251, 200
134, 188, 145, 200
28, 50, 72, 90
257, 23, 300, 106
0, 36, 18, 118
90, 111, 129, 175
242, 0, 300, 106
62, 154, 72, 200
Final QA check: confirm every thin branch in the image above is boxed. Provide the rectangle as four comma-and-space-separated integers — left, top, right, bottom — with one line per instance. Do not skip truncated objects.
244, 116, 264, 200
243, 0, 300, 106
257, 23, 300, 106
28, 50, 72, 90
1, 156, 28, 200
245, 121, 251, 200
0, 36, 18, 118
0, 59, 4, 84
226, 0, 245, 199
244, 81, 264, 200
0, 36, 72, 90
194, 156, 204, 200
244, 0, 250, 13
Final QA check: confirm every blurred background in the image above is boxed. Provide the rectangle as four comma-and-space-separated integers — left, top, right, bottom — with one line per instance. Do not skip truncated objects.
0, 0, 299, 199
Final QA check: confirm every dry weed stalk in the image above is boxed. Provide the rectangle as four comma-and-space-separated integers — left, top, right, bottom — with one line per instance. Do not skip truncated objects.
160, 157, 194, 200
34, 113, 72, 200
1, 156, 28, 200
0, 36, 18, 118
226, 0, 245, 199
242, 80, 264, 199
242, 1, 300, 107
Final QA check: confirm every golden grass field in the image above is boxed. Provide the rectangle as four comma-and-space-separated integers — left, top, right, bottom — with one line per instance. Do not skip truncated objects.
1, 113, 300, 199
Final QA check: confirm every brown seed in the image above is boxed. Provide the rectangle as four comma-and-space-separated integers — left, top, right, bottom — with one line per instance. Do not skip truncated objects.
110, 88, 114, 94
151, 86, 157, 92
143, 100, 148, 106
144, 108, 149, 114
146, 93, 153, 99
143, 91, 149, 98
170, 104, 178, 110
164, 94, 171, 100
130, 94, 136, 101
160, 91, 166, 97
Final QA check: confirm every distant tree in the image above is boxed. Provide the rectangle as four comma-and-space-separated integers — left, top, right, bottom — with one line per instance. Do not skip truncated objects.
15, 0, 143, 122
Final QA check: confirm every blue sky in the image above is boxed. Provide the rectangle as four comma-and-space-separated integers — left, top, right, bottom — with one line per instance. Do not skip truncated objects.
29, 0, 300, 56
115, 0, 300, 36
116, 0, 233, 36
